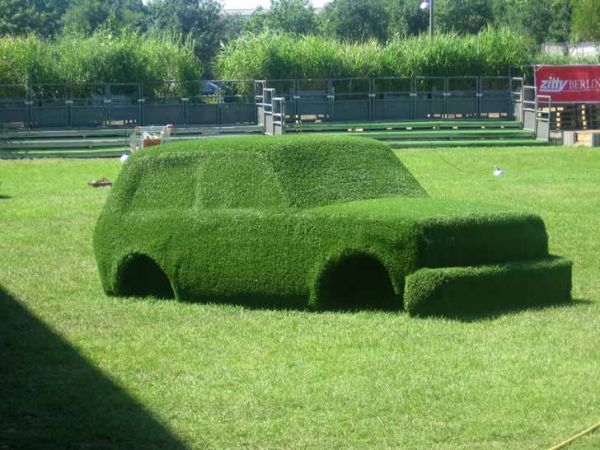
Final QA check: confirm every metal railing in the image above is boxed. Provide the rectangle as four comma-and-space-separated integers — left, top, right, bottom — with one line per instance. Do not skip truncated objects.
0, 80, 257, 129
1, 76, 520, 130
261, 76, 516, 123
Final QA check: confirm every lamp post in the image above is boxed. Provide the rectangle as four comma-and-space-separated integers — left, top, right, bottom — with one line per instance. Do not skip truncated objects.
420, 0, 434, 38
429, 0, 434, 38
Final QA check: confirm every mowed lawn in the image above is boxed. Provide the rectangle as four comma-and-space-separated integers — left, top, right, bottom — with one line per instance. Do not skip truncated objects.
0, 146, 599, 449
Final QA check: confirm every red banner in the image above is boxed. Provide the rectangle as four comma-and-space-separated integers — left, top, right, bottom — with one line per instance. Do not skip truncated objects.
535, 65, 600, 103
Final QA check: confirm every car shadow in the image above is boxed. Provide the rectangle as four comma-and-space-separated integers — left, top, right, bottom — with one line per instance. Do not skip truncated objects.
419, 298, 593, 323
178, 292, 403, 313
179, 295, 592, 320
0, 285, 189, 450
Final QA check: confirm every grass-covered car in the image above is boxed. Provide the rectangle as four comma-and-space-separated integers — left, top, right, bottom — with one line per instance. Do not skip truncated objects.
93, 135, 572, 315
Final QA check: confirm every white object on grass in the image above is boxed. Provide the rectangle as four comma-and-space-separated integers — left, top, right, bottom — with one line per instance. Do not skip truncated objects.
120, 154, 129, 164
493, 167, 505, 177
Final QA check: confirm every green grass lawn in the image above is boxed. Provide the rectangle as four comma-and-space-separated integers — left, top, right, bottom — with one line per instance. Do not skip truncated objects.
1, 146, 599, 449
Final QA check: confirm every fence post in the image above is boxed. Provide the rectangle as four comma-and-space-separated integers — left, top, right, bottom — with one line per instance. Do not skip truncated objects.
255, 80, 265, 126
138, 82, 144, 126
368, 78, 375, 122
65, 83, 72, 128
290, 79, 296, 122
182, 95, 189, 125
217, 82, 223, 125
327, 79, 334, 122
25, 84, 33, 129
444, 77, 450, 118
410, 77, 416, 120
520, 83, 525, 124
252, 81, 258, 124
476, 77, 481, 119
106, 83, 111, 126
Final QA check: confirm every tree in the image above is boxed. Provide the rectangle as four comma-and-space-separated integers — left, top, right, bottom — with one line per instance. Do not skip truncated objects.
570, 0, 600, 42
62, 0, 147, 35
320, 0, 389, 42
547, 0, 571, 43
436, 0, 495, 35
0, 0, 70, 36
147, 0, 224, 64
520, 1, 553, 45
386, 0, 428, 37
491, 0, 571, 44
268, 0, 317, 34
220, 12, 246, 43
243, 7, 269, 34
243, 0, 317, 35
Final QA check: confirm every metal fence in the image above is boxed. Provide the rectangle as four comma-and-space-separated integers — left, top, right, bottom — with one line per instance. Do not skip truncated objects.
256, 76, 517, 123
0, 80, 256, 129
1, 76, 519, 129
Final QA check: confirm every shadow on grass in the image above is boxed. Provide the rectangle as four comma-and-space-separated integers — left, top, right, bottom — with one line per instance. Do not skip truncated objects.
0, 285, 188, 450
421, 298, 593, 323
177, 294, 403, 314
186, 298, 592, 319
0, 194, 11, 200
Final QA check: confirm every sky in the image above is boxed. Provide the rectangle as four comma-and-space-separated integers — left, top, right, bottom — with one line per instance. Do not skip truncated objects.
222, 0, 330, 9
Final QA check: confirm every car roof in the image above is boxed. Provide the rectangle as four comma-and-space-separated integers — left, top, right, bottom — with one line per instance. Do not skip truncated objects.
125, 135, 427, 210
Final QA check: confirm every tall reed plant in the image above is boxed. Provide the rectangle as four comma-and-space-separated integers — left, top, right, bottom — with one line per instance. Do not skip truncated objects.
216, 27, 531, 80
0, 31, 202, 86
0, 36, 58, 85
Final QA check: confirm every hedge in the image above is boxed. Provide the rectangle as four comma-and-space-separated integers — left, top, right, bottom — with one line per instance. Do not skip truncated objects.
94, 135, 571, 314
216, 27, 531, 80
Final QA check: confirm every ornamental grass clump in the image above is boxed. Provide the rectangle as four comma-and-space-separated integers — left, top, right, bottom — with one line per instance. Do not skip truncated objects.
94, 135, 571, 315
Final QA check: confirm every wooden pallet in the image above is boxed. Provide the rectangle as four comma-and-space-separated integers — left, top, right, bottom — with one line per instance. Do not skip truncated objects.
563, 130, 600, 147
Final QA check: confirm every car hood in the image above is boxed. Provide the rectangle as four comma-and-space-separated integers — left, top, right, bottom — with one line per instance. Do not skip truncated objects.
306, 196, 549, 268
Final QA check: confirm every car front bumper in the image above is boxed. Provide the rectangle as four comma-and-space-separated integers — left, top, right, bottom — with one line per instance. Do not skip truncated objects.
404, 256, 572, 317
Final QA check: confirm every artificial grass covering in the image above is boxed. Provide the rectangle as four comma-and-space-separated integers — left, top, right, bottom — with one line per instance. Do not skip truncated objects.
405, 257, 572, 316
94, 135, 571, 314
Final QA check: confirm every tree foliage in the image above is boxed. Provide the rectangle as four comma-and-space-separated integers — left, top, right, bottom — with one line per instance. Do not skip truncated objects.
386, 0, 428, 38
436, 0, 495, 35
570, 0, 600, 42
321, 0, 389, 42
245, 0, 317, 35
491, 0, 571, 45
147, 0, 224, 69
0, 0, 70, 36
62, 0, 147, 35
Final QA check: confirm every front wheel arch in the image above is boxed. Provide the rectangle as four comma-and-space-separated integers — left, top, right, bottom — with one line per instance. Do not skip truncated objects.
307, 249, 403, 311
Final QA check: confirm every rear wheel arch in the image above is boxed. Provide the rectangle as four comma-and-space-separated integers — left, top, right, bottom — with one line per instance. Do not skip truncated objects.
114, 253, 176, 299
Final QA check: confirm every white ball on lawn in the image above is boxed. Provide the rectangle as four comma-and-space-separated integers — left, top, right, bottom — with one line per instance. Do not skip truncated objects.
120, 154, 129, 164
493, 167, 505, 176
